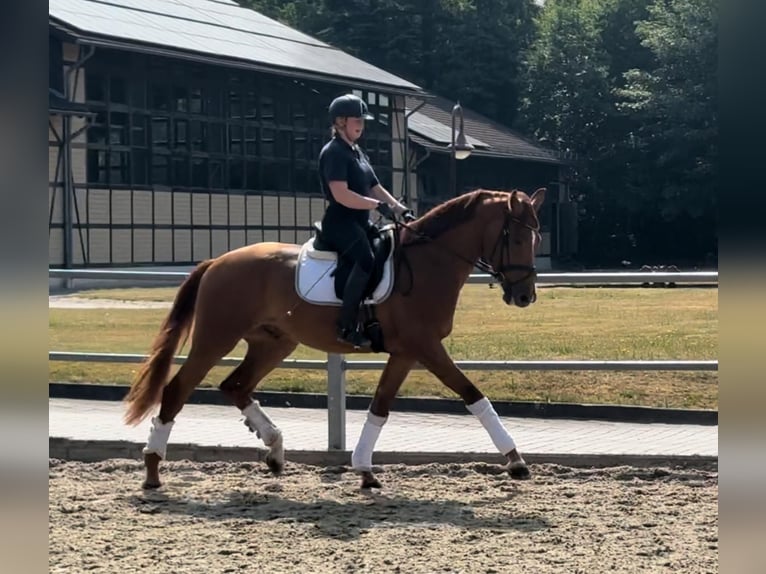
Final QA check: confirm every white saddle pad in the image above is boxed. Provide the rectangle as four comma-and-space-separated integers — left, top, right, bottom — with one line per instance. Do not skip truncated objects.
295, 228, 396, 306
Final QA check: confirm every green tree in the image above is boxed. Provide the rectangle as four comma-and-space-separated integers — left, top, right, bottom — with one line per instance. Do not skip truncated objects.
617, 0, 717, 225
517, 0, 612, 154
520, 0, 717, 266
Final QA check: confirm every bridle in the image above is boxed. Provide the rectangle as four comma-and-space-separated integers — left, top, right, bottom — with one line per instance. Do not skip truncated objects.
395, 206, 541, 299
477, 211, 541, 287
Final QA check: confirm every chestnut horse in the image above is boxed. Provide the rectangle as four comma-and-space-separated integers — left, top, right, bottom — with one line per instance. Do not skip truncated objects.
124, 188, 545, 489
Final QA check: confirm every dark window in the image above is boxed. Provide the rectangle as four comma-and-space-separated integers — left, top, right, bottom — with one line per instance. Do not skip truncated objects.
131, 113, 148, 146
172, 156, 189, 187
228, 85, 241, 120
245, 89, 258, 121
262, 161, 290, 192
192, 158, 208, 187
87, 149, 107, 183
190, 120, 206, 152
310, 134, 323, 159
205, 89, 223, 117
292, 100, 307, 129
150, 83, 170, 111
308, 167, 320, 194
173, 85, 188, 113
109, 151, 130, 184
293, 132, 308, 161
228, 125, 242, 155
109, 112, 129, 146
49, 35, 64, 95
377, 139, 390, 164
245, 160, 259, 190
261, 96, 274, 124
275, 97, 290, 125
190, 87, 204, 114
245, 126, 258, 156
130, 81, 146, 108
151, 118, 169, 149
87, 111, 108, 145
261, 127, 275, 157
293, 165, 309, 194
110, 76, 127, 104
276, 130, 291, 159
210, 160, 224, 189
208, 123, 224, 154
132, 150, 149, 185
152, 154, 170, 186
228, 159, 244, 189
85, 71, 106, 103
174, 119, 188, 151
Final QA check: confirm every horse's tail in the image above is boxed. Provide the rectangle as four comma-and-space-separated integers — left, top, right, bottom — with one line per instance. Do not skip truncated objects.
123, 259, 215, 425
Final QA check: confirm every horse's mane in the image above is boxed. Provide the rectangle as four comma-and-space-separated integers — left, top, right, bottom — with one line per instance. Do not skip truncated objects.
408, 189, 500, 240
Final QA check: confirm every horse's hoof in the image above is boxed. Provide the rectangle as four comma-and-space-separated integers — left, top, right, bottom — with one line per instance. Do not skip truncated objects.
142, 479, 162, 490
360, 471, 382, 489
265, 455, 284, 476
509, 464, 531, 480
264, 434, 284, 476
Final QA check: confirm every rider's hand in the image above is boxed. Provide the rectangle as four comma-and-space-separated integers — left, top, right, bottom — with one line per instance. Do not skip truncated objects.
375, 201, 397, 220
402, 209, 417, 223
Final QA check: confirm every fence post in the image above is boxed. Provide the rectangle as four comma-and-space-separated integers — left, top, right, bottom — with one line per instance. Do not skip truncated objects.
327, 353, 346, 450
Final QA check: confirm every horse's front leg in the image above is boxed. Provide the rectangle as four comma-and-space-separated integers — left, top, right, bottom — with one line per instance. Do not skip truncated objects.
416, 342, 531, 480
351, 354, 415, 489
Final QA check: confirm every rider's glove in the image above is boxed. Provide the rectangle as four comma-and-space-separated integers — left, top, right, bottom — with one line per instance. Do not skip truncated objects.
375, 201, 397, 220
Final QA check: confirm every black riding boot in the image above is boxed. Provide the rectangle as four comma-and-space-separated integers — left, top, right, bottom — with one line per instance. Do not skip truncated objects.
337, 264, 372, 349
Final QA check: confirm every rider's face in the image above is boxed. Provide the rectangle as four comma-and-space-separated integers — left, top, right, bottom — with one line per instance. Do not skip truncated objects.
341, 117, 365, 142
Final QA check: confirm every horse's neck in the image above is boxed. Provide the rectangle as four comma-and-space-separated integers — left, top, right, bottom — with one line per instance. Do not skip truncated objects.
443, 222, 484, 265
418, 211, 488, 289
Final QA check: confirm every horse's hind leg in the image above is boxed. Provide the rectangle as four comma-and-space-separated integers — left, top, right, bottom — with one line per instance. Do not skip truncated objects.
143, 344, 237, 489
218, 329, 298, 475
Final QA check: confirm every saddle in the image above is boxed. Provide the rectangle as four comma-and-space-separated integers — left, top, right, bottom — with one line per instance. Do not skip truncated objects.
295, 221, 396, 306
295, 221, 397, 353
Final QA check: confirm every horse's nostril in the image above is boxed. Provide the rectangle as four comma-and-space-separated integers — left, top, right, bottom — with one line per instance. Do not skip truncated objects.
519, 294, 529, 304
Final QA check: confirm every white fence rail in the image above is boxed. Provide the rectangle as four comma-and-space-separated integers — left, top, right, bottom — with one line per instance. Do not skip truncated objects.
50, 268, 718, 285
49, 269, 718, 449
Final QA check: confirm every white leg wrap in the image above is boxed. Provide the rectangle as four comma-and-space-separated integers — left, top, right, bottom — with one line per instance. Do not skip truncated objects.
467, 397, 517, 455
242, 401, 281, 446
351, 412, 387, 471
142, 417, 175, 460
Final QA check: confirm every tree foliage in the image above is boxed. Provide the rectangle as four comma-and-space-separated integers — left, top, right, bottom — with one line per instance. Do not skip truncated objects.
519, 0, 717, 265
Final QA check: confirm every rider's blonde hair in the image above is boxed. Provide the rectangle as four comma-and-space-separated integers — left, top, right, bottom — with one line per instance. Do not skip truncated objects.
331, 117, 347, 137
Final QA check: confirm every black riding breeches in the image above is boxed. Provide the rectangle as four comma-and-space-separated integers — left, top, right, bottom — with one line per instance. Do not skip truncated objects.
321, 207, 375, 274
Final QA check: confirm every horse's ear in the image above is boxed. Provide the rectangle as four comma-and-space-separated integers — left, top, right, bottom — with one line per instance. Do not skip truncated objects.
530, 188, 546, 213
508, 190, 522, 215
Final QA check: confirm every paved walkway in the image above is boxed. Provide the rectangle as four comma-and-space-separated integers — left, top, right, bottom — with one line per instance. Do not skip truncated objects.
49, 398, 717, 458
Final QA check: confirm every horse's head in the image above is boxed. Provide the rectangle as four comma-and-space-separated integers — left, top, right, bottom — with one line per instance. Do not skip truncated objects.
482, 188, 545, 308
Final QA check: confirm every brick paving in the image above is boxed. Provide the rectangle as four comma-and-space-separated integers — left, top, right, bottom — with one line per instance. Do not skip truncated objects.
49, 398, 717, 458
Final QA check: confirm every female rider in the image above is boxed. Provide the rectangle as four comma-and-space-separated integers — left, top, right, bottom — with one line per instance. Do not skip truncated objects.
318, 93, 414, 349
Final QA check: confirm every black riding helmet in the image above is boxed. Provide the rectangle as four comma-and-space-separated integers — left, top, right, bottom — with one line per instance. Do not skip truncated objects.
328, 93, 374, 122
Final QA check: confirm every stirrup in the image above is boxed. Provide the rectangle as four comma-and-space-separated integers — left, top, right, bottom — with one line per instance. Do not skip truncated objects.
337, 326, 371, 349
